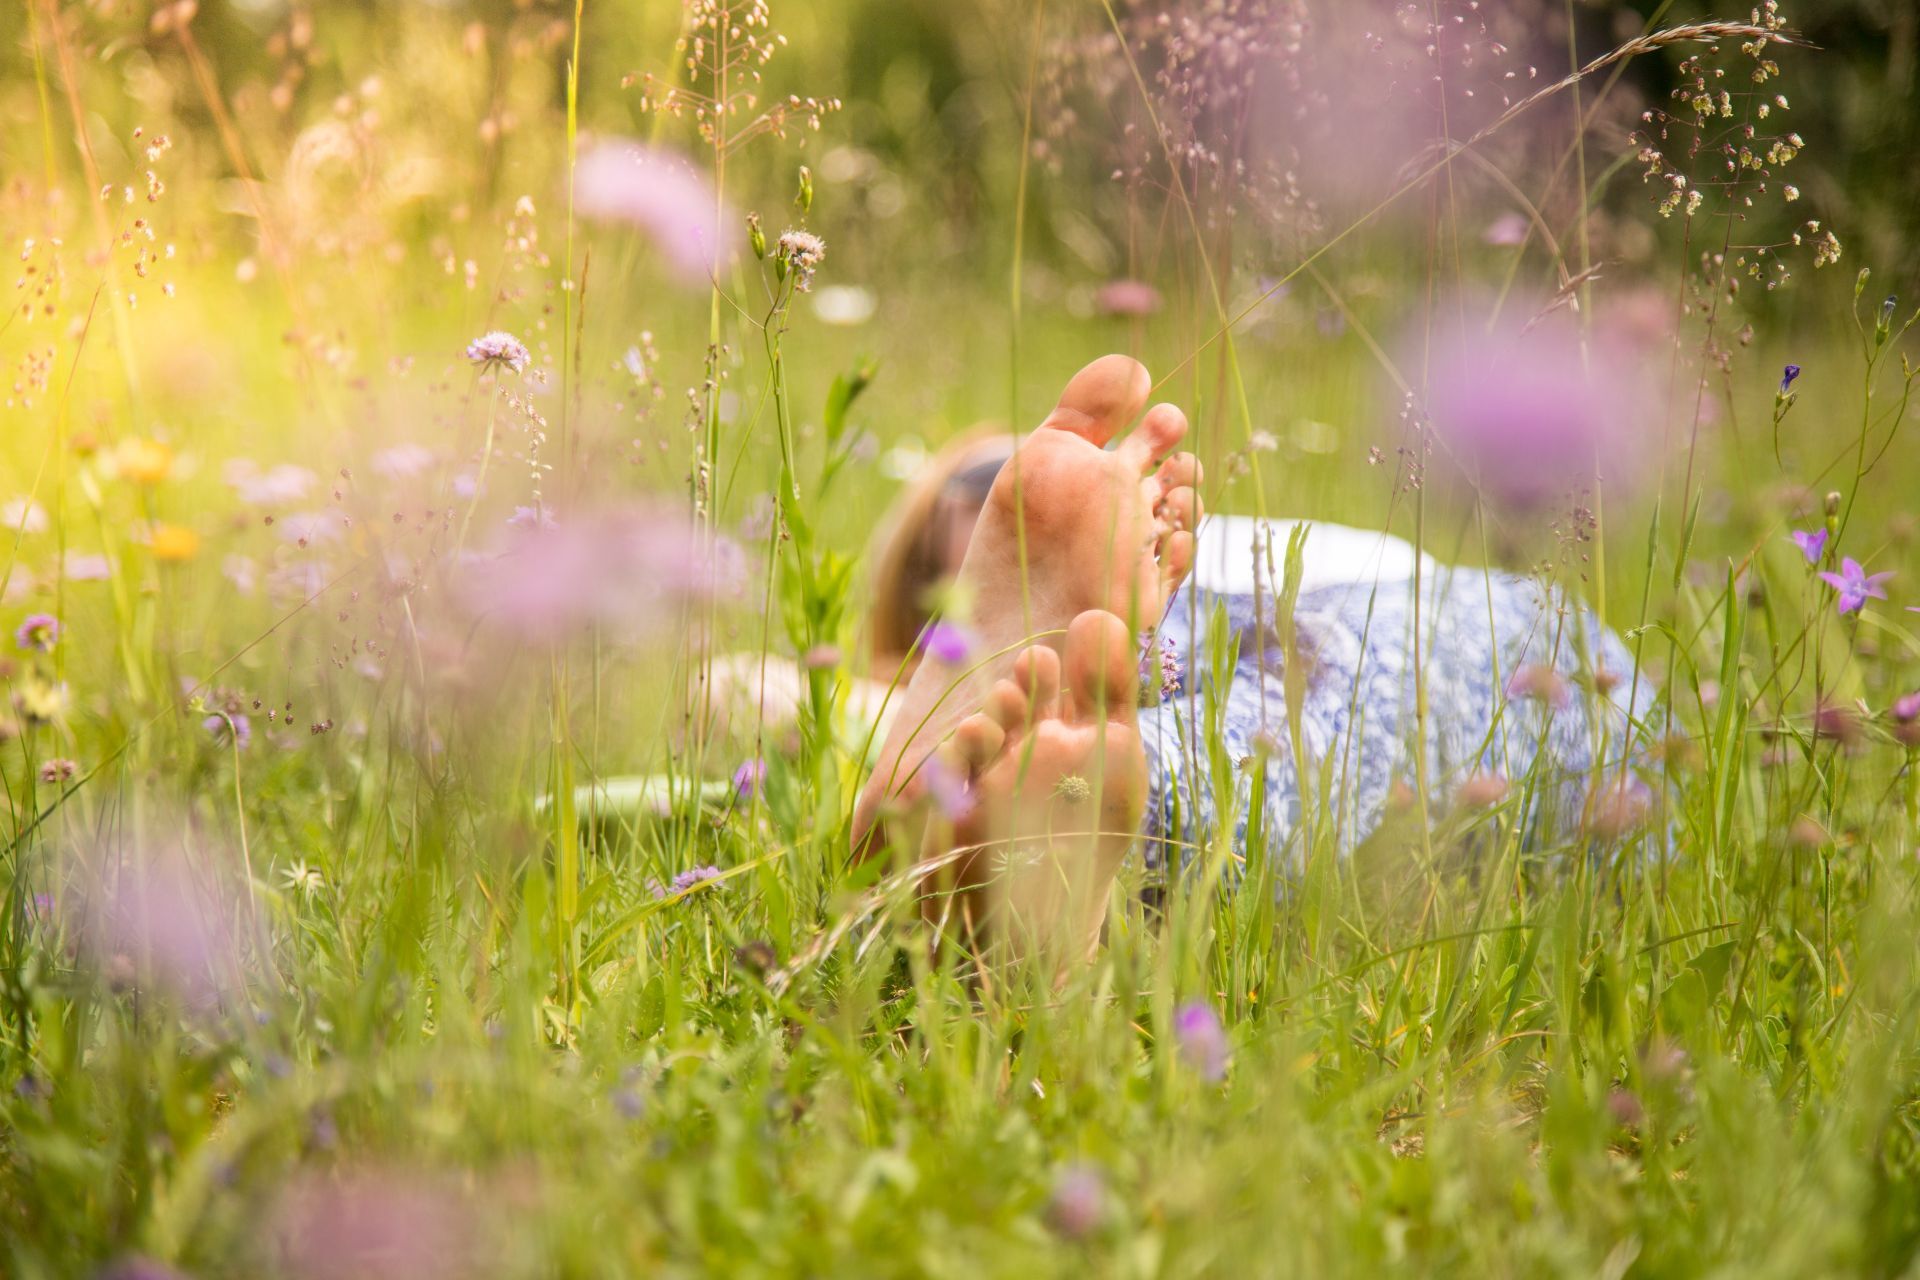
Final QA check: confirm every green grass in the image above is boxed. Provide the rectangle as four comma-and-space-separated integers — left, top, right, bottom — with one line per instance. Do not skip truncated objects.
5, 2, 1920, 1276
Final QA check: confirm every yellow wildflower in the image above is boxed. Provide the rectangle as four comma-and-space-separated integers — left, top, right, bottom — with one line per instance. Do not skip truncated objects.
150, 524, 201, 562
115, 437, 175, 486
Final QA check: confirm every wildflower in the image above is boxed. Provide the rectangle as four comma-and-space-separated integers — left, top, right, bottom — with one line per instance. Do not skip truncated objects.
1172, 1001, 1229, 1081
38, 758, 77, 784
1423, 307, 1651, 510
1817, 556, 1892, 614
15, 612, 58, 652
14, 677, 68, 724
575, 139, 728, 285
65, 552, 111, 581
149, 524, 200, 562
732, 757, 767, 799
1139, 632, 1182, 702
1788, 528, 1827, 564
1482, 211, 1529, 246
1506, 663, 1572, 711
2, 498, 48, 534
279, 861, 324, 898
658, 865, 722, 898
1892, 692, 1920, 723
921, 620, 973, 664
372, 443, 435, 479
1095, 279, 1162, 317
775, 229, 826, 291
203, 713, 252, 750
1780, 363, 1801, 394
1812, 700, 1861, 745
1046, 1164, 1107, 1240
1584, 776, 1653, 839
224, 460, 316, 506
465, 330, 530, 375
1456, 773, 1509, 808
113, 437, 175, 485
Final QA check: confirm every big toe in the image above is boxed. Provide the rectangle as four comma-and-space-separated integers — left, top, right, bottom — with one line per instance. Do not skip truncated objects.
1040, 355, 1150, 446
1061, 610, 1141, 726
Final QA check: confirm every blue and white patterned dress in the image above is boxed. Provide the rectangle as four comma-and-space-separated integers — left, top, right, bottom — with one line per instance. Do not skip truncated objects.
1137, 516, 1650, 875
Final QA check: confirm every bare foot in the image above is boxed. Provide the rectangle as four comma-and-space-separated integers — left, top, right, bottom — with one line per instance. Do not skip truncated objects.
853, 355, 1199, 885
927, 610, 1148, 962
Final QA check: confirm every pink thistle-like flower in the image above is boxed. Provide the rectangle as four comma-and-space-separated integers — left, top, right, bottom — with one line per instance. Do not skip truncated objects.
1506, 663, 1572, 711
203, 712, 253, 750
65, 552, 111, 581
1172, 1001, 1229, 1081
464, 331, 530, 375
15, 613, 59, 652
1096, 279, 1161, 317
655, 865, 722, 900
575, 139, 728, 285
38, 757, 77, 784
775, 229, 827, 292
1818, 557, 1893, 614
1789, 528, 1828, 564
1584, 776, 1654, 840
1892, 692, 1920, 724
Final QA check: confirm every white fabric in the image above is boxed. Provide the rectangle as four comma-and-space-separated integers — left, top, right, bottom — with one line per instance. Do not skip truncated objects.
1188, 514, 1432, 600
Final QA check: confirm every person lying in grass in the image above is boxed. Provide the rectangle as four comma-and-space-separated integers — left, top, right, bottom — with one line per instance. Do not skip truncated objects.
849, 355, 1647, 962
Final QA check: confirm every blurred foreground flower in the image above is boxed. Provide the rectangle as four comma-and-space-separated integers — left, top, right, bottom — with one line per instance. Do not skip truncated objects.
149, 524, 201, 562
15, 612, 58, 652
113, 437, 175, 486
575, 138, 727, 285
83, 847, 242, 1005
3, 497, 48, 534
1046, 1163, 1107, 1239
1096, 279, 1161, 317
268, 1166, 484, 1280
1172, 1001, 1229, 1081
1422, 309, 1653, 511
457, 504, 742, 642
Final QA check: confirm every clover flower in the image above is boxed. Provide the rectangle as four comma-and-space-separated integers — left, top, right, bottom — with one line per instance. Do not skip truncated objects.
465, 330, 530, 375
776, 230, 826, 291
1789, 528, 1827, 564
1817, 556, 1892, 614
15, 613, 58, 653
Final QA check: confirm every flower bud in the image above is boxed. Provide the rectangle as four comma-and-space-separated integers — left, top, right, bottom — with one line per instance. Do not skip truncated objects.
795, 165, 813, 214
747, 212, 766, 260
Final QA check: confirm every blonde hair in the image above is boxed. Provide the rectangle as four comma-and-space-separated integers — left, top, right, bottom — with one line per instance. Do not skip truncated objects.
866, 425, 1016, 665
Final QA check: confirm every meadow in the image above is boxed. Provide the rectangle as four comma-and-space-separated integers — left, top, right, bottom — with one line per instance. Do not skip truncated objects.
4, 0, 1920, 1275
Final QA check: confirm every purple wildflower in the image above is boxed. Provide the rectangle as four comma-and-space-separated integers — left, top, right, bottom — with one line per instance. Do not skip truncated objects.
37, 758, 77, 784
1817, 557, 1893, 614
203, 713, 252, 750
921, 620, 973, 664
660, 865, 722, 899
732, 758, 767, 800
465, 330, 530, 375
575, 139, 729, 285
1780, 364, 1801, 394
1171, 1001, 1229, 1081
1893, 692, 1920, 724
1789, 528, 1828, 564
1046, 1163, 1107, 1239
1095, 279, 1161, 317
15, 613, 58, 653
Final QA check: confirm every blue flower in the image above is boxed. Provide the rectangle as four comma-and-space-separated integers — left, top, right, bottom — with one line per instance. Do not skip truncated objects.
1779, 364, 1801, 394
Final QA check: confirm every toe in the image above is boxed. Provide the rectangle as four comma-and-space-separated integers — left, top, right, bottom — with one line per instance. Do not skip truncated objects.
1155, 485, 1199, 534
1011, 643, 1062, 715
953, 712, 1007, 774
1061, 610, 1140, 726
1159, 530, 1195, 597
1119, 402, 1189, 471
984, 678, 1032, 735
1153, 450, 1201, 490
1040, 355, 1150, 446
